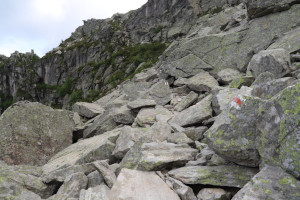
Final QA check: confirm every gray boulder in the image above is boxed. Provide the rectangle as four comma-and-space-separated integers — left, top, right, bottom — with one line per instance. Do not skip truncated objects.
135, 108, 157, 127
48, 172, 88, 200
0, 163, 54, 199
106, 168, 180, 200
72, 102, 105, 118
212, 88, 240, 115
168, 165, 258, 188
83, 110, 118, 138
229, 76, 255, 89
43, 128, 121, 174
206, 95, 262, 167
166, 176, 197, 200
169, 95, 212, 127
217, 68, 243, 85
92, 160, 116, 188
79, 184, 110, 200
143, 79, 172, 105
127, 99, 156, 110
256, 83, 300, 178
246, 0, 299, 19
250, 71, 275, 87
0, 101, 73, 166
247, 49, 291, 79
251, 77, 296, 99
174, 91, 198, 112
186, 72, 220, 92
112, 105, 135, 125
197, 188, 231, 200
120, 142, 198, 171
167, 132, 194, 145
184, 126, 208, 141
87, 170, 104, 188
232, 166, 300, 200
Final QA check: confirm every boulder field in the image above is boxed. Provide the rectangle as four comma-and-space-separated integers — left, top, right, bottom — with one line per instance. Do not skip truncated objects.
1, 0, 300, 199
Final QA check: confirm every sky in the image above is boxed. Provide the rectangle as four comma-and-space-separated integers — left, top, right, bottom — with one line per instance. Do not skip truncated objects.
0, 0, 147, 57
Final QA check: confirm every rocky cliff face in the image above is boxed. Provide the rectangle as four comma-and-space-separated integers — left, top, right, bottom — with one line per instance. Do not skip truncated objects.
1, 0, 300, 199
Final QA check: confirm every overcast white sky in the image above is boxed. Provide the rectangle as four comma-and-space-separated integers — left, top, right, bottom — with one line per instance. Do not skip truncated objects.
0, 0, 147, 57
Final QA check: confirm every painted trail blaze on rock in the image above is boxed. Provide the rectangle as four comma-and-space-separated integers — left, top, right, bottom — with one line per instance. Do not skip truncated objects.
230, 95, 246, 110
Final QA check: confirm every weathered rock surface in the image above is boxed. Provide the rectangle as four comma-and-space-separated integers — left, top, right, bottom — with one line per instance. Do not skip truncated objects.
120, 142, 198, 170
48, 172, 88, 200
168, 165, 258, 188
251, 77, 296, 99
217, 68, 243, 84
43, 128, 121, 174
197, 188, 231, 200
127, 99, 156, 110
79, 184, 109, 200
92, 160, 117, 188
106, 169, 181, 200
169, 94, 212, 127
166, 176, 197, 200
167, 132, 194, 145
184, 126, 208, 141
212, 88, 240, 115
174, 91, 198, 112
206, 95, 262, 167
73, 102, 105, 118
232, 166, 300, 200
186, 72, 220, 92
0, 101, 73, 166
247, 49, 291, 78
0, 163, 54, 199
256, 83, 300, 178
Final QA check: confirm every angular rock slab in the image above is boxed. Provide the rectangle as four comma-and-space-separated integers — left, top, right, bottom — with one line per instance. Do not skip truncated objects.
246, 0, 298, 19
247, 49, 291, 79
169, 94, 212, 127
43, 129, 120, 174
0, 163, 53, 199
168, 165, 258, 188
106, 168, 181, 200
79, 184, 109, 200
197, 188, 231, 200
212, 88, 240, 115
186, 72, 220, 92
48, 172, 88, 200
217, 68, 243, 85
174, 91, 198, 112
206, 95, 262, 167
127, 99, 156, 110
120, 142, 198, 171
232, 166, 300, 200
256, 83, 300, 178
0, 101, 73, 166
166, 176, 197, 200
143, 79, 172, 105
72, 102, 105, 118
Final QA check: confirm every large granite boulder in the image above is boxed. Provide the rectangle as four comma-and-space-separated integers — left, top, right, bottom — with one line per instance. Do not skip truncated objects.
247, 49, 291, 79
232, 166, 300, 200
206, 95, 262, 167
256, 83, 300, 178
43, 128, 121, 174
106, 169, 181, 200
0, 101, 73, 166
168, 165, 258, 188
120, 142, 198, 171
169, 94, 212, 127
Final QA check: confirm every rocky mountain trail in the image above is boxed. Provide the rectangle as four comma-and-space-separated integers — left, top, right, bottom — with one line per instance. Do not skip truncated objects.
0, 0, 300, 199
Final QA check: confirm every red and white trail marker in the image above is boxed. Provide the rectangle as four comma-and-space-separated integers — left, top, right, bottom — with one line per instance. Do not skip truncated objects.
230, 95, 245, 110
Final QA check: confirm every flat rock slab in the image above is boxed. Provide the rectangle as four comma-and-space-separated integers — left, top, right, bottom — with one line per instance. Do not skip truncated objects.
43, 129, 121, 174
168, 165, 258, 188
120, 142, 198, 171
127, 99, 157, 110
72, 102, 105, 118
232, 166, 300, 200
106, 169, 181, 200
0, 101, 73, 166
169, 95, 212, 127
